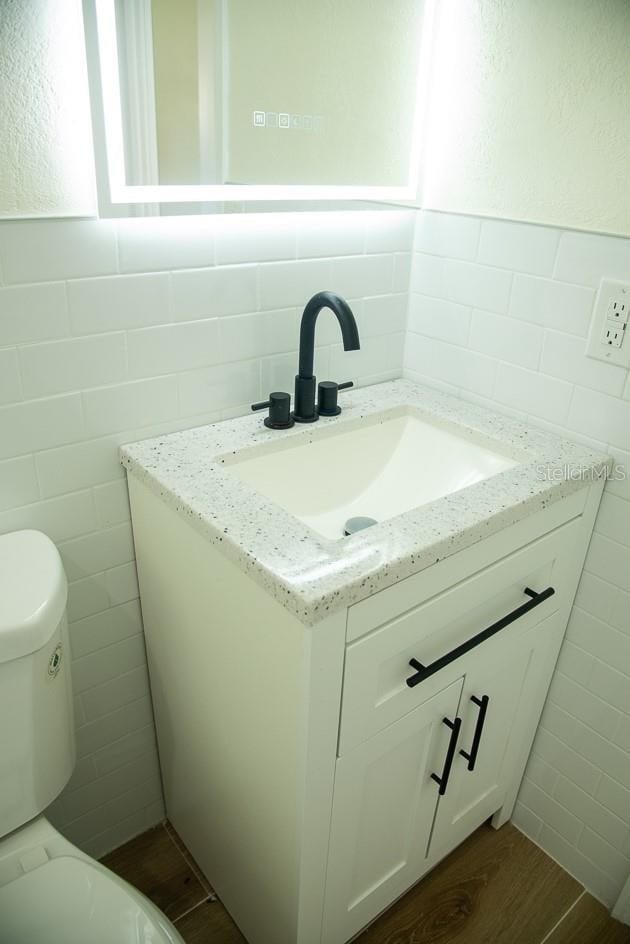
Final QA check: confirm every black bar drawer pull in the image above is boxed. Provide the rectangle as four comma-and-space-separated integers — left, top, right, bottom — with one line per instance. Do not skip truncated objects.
431, 716, 462, 796
406, 586, 555, 689
459, 695, 490, 771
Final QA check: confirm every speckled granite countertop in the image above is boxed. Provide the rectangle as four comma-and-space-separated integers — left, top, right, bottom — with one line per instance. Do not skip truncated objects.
121, 380, 609, 626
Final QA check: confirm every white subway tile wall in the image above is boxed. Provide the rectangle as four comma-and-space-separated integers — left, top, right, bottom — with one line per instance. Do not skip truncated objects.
406, 209, 630, 908
0, 209, 413, 858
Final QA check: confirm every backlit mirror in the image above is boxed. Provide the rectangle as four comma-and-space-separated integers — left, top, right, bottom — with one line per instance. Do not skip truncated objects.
92, 0, 432, 205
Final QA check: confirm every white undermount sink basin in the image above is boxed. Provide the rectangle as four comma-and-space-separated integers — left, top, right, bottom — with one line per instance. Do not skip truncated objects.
224, 407, 520, 540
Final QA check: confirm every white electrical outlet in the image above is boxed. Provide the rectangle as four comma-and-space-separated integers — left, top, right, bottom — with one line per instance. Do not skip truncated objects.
602, 323, 625, 348
607, 297, 629, 323
586, 279, 630, 367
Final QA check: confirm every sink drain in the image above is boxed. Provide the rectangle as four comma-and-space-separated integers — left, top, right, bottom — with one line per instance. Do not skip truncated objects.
344, 516, 378, 536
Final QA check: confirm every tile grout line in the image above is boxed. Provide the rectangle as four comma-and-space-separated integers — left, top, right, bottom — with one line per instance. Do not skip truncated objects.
173, 894, 213, 925
538, 887, 586, 944
163, 822, 206, 890
164, 822, 217, 902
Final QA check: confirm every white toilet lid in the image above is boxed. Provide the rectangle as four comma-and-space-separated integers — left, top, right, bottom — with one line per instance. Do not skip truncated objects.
0, 855, 185, 944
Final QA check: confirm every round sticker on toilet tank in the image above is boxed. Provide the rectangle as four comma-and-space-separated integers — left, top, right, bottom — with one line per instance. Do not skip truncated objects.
47, 644, 62, 679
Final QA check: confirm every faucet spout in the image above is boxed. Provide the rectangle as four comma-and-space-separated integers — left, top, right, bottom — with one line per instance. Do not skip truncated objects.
293, 291, 360, 423
298, 291, 360, 378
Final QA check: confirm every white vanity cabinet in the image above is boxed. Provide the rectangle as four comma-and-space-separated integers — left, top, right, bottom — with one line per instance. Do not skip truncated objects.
323, 512, 581, 943
127, 475, 603, 944
324, 609, 567, 941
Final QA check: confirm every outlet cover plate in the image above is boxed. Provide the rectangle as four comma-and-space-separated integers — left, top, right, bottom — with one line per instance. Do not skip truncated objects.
586, 279, 630, 368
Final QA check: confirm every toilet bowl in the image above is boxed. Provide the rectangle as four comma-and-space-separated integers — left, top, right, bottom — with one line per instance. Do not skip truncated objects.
0, 530, 184, 944
0, 817, 183, 944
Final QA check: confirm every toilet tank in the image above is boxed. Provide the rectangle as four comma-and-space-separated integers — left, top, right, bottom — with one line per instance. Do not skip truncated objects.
0, 531, 75, 838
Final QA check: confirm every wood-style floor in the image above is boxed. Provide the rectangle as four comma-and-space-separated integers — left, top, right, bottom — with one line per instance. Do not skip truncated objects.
102, 821, 630, 944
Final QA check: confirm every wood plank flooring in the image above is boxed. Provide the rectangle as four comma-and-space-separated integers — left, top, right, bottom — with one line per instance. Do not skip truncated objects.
355, 824, 581, 944
102, 821, 630, 944
101, 824, 209, 923
546, 893, 630, 944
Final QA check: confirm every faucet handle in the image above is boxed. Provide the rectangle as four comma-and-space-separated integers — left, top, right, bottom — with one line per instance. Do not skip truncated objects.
317, 380, 354, 417
251, 391, 295, 430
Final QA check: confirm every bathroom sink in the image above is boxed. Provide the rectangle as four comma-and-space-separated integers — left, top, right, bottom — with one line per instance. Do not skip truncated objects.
223, 408, 519, 540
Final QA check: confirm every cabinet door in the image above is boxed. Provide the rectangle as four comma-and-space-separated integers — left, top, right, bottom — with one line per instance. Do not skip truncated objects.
322, 678, 463, 944
428, 611, 564, 860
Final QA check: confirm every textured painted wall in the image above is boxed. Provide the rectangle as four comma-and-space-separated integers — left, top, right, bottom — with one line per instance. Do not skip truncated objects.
420, 0, 630, 236
0, 0, 96, 218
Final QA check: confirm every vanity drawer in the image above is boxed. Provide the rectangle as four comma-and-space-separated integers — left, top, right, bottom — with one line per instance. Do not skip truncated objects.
338, 518, 580, 755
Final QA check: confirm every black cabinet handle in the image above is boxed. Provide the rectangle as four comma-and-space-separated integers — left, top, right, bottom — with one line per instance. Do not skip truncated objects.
406, 586, 555, 689
459, 695, 490, 771
431, 716, 462, 796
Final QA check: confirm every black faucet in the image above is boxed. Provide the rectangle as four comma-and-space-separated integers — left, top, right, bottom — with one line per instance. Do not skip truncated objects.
252, 291, 360, 428
292, 291, 360, 423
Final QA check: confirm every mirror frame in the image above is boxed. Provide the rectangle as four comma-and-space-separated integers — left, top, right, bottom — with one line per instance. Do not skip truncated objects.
92, 0, 435, 206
